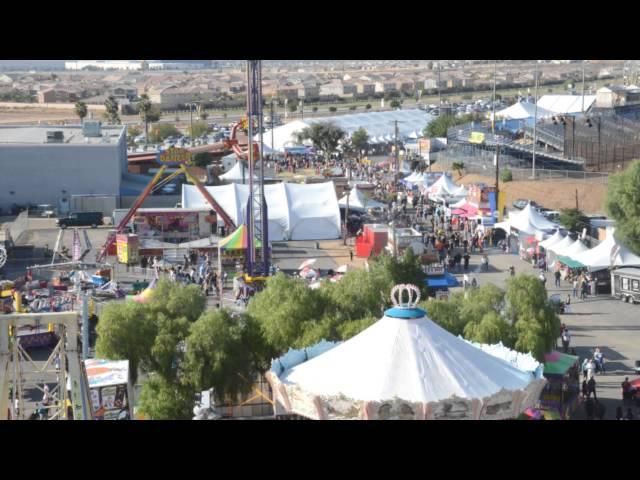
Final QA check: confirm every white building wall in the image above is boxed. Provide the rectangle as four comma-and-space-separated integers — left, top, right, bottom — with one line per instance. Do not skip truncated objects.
0, 140, 125, 213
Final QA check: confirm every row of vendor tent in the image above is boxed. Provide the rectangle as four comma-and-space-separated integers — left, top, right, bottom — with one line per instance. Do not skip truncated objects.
338, 187, 386, 213
181, 182, 341, 241
494, 203, 557, 236
424, 173, 468, 199
495, 101, 556, 121
540, 228, 640, 272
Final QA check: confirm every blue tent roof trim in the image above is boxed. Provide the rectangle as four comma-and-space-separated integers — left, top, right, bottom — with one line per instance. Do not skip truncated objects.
384, 306, 427, 319
425, 272, 460, 288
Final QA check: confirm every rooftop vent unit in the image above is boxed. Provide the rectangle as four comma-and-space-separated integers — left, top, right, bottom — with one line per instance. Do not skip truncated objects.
82, 120, 102, 137
46, 130, 64, 143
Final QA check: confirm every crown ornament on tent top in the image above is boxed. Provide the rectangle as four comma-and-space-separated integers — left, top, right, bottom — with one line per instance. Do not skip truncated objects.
385, 284, 426, 319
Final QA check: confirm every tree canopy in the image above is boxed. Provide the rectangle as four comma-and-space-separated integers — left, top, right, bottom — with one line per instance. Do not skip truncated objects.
295, 122, 346, 161
149, 124, 181, 143
74, 101, 88, 123
423, 113, 481, 138
351, 127, 369, 156
558, 208, 587, 232
188, 121, 210, 138
104, 96, 120, 124
605, 160, 640, 255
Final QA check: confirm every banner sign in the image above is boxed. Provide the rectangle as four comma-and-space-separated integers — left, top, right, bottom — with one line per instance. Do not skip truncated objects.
157, 147, 192, 166
469, 131, 485, 144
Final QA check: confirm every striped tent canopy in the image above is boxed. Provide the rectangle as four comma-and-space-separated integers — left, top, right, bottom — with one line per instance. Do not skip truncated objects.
218, 224, 262, 251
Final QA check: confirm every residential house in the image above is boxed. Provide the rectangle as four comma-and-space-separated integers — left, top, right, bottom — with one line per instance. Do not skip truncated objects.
355, 82, 376, 95
596, 85, 640, 109
319, 81, 344, 98
276, 85, 300, 101
298, 84, 320, 99
37, 88, 80, 103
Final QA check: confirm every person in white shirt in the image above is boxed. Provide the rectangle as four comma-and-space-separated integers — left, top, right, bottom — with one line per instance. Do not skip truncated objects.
586, 359, 595, 380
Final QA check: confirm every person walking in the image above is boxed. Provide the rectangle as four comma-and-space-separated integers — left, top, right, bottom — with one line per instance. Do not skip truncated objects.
622, 377, 632, 406
581, 281, 588, 300
587, 375, 597, 399
349, 250, 353, 262
539, 271, 547, 288
572, 279, 578, 298
554, 270, 561, 287
582, 357, 590, 380
594, 348, 605, 374
581, 379, 589, 400
561, 327, 571, 353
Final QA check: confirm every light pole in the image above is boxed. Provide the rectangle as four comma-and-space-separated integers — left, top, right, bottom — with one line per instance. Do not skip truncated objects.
532, 61, 539, 179
187, 102, 197, 147
581, 60, 586, 114
492, 60, 500, 215
344, 186, 350, 246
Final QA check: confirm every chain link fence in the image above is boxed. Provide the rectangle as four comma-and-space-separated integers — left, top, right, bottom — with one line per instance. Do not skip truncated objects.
430, 151, 609, 184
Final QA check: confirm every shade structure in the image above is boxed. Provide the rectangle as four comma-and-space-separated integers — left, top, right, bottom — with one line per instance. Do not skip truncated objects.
548, 236, 577, 256
539, 230, 564, 250
219, 161, 256, 183
338, 187, 386, 213
427, 173, 460, 197
267, 286, 546, 420
425, 272, 460, 288
571, 228, 640, 272
508, 204, 557, 234
495, 101, 555, 120
562, 239, 589, 258
543, 351, 579, 376
182, 182, 341, 241
218, 224, 261, 250
557, 256, 586, 269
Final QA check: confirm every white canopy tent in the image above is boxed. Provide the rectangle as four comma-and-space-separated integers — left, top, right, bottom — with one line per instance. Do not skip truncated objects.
181, 182, 341, 241
266, 292, 546, 420
571, 229, 640, 272
495, 101, 555, 120
497, 204, 557, 236
219, 161, 256, 183
338, 187, 386, 213
427, 173, 460, 197
562, 239, 589, 258
538, 230, 564, 250
547, 235, 575, 256
536, 95, 597, 115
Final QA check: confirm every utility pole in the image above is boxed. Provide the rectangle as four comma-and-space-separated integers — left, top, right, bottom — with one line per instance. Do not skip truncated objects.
532, 61, 539, 179
575, 189, 579, 210
344, 186, 350, 246
437, 63, 442, 111
492, 60, 501, 217
581, 61, 586, 114
271, 99, 275, 154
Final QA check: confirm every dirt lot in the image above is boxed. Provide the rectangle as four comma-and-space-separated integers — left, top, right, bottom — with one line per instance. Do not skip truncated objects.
429, 165, 608, 214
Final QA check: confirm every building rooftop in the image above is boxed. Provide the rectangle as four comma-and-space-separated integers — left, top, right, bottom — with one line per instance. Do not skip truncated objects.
0, 125, 125, 145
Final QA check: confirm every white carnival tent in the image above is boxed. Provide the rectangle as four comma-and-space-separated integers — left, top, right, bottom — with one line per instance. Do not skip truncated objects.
182, 182, 341, 241
495, 101, 555, 120
538, 230, 564, 250
496, 204, 557, 236
219, 161, 256, 183
571, 229, 640, 272
546, 235, 575, 255
427, 173, 460, 196
338, 187, 386, 213
266, 285, 546, 420
561, 239, 589, 258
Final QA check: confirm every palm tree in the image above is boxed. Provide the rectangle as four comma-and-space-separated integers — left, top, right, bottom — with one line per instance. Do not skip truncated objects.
138, 94, 152, 146
104, 96, 120, 124
74, 101, 88, 124
452, 161, 465, 179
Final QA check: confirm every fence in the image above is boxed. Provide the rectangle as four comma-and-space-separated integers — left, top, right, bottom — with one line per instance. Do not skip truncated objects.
7, 211, 29, 245
430, 152, 609, 184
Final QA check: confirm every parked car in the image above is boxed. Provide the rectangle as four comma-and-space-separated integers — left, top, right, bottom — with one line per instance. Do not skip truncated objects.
513, 199, 538, 210
543, 210, 561, 222
56, 211, 103, 229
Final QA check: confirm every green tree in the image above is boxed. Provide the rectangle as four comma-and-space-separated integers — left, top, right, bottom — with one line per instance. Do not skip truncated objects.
501, 167, 513, 182
192, 152, 214, 168
95, 302, 156, 384
605, 160, 640, 255
184, 310, 267, 399
104, 96, 120, 124
127, 125, 142, 141
248, 273, 329, 352
390, 99, 401, 109
558, 208, 587, 232
188, 121, 210, 138
137, 376, 195, 420
312, 106, 318, 113
295, 121, 346, 163
424, 113, 479, 138
452, 161, 465, 178
349, 105, 357, 111
351, 127, 369, 160
74, 101, 88, 124
504, 274, 560, 361
288, 101, 298, 113
329, 106, 337, 112
365, 103, 372, 110
137, 94, 156, 145
419, 294, 466, 336
149, 123, 181, 143
464, 311, 514, 346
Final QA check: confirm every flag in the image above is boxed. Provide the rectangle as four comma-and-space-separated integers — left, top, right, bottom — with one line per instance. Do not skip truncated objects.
72, 228, 81, 261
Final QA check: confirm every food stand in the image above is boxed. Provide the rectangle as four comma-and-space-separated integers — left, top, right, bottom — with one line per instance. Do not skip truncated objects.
84, 359, 133, 420
423, 265, 460, 299
538, 351, 580, 420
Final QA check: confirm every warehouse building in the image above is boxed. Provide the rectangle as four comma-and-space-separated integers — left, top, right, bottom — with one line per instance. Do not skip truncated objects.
0, 123, 126, 215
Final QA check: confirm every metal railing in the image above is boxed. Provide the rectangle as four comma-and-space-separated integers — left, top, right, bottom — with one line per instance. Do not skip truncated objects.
430, 153, 609, 184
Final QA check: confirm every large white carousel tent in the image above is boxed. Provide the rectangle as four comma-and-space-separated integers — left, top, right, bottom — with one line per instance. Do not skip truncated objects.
182, 182, 341, 241
266, 284, 547, 420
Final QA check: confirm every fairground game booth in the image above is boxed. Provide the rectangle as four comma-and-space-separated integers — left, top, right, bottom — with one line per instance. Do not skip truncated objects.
537, 351, 580, 420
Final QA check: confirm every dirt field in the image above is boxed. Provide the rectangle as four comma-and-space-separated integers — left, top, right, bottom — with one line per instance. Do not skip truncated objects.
429, 165, 608, 214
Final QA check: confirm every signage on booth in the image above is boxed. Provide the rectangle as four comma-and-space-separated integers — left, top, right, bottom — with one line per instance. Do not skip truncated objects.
157, 147, 192, 166
469, 131, 485, 144
425, 265, 445, 276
